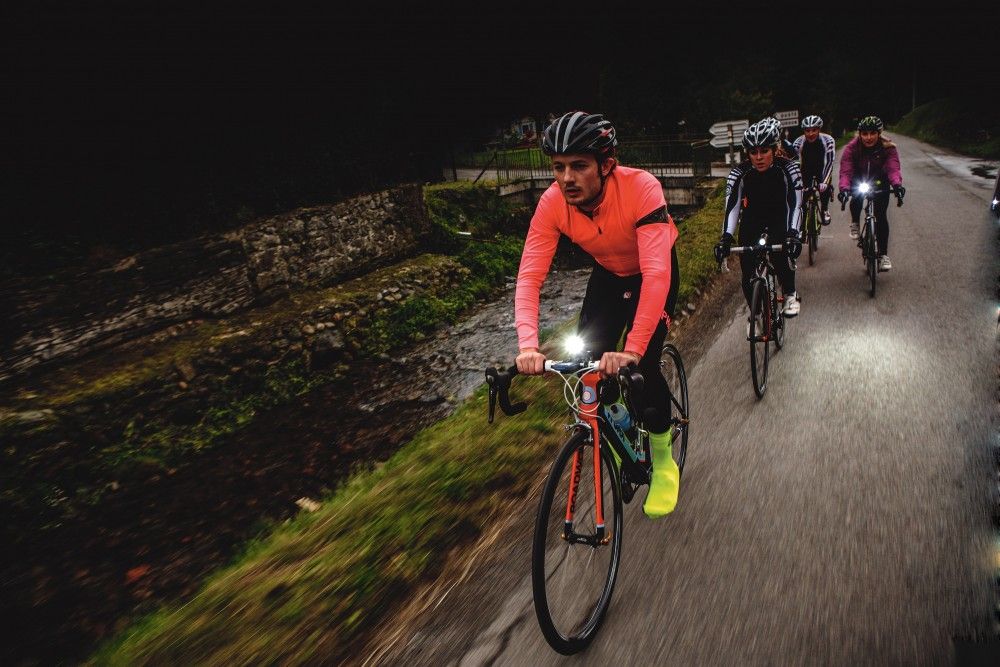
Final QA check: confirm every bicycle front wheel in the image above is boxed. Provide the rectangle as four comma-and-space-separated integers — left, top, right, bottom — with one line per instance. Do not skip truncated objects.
806, 205, 818, 265
864, 225, 877, 298
749, 278, 770, 398
532, 429, 623, 655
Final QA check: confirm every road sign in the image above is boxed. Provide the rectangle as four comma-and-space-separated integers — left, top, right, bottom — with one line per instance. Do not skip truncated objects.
774, 110, 799, 128
710, 135, 738, 148
709, 119, 749, 137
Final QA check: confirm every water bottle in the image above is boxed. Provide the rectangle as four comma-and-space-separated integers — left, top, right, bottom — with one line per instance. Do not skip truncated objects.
607, 402, 632, 432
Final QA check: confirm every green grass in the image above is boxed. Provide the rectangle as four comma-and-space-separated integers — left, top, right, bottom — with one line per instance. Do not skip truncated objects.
675, 181, 726, 305
93, 370, 569, 665
893, 97, 1000, 158
92, 180, 725, 665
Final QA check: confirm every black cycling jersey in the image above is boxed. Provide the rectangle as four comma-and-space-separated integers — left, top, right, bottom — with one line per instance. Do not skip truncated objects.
722, 157, 802, 305
792, 133, 835, 186
723, 157, 803, 236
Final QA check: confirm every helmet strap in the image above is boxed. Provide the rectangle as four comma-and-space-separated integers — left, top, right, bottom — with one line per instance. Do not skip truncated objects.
579, 155, 613, 209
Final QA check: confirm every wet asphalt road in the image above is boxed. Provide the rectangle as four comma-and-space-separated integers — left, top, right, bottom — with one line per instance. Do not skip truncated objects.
377, 135, 998, 665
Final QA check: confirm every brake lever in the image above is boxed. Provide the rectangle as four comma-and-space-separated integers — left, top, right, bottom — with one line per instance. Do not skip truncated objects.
617, 363, 644, 394
486, 368, 499, 424
485, 365, 526, 423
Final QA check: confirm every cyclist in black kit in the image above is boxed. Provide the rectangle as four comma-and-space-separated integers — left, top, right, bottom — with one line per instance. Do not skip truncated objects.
715, 118, 803, 324
792, 114, 836, 225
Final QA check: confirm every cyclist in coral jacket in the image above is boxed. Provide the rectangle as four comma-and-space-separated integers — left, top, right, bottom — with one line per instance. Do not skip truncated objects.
514, 111, 681, 517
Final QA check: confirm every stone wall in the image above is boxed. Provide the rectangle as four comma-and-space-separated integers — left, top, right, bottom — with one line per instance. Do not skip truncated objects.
0, 184, 430, 383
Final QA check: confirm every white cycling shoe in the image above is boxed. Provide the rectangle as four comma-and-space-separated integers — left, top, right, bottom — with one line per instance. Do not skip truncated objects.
821, 211, 832, 225
849, 223, 859, 240
783, 292, 800, 317
878, 255, 892, 272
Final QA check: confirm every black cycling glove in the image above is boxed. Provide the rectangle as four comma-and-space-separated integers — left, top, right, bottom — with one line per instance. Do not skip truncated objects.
892, 184, 906, 206
714, 232, 733, 262
785, 234, 802, 260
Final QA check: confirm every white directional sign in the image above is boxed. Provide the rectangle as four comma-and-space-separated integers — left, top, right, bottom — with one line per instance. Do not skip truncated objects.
709, 119, 749, 137
774, 110, 799, 128
708, 119, 749, 149
710, 135, 739, 148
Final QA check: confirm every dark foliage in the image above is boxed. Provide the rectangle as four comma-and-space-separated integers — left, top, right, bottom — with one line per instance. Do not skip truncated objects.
4, 5, 995, 277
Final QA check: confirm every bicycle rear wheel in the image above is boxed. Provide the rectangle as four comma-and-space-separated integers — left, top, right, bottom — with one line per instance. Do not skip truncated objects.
532, 429, 622, 655
749, 279, 770, 398
661, 343, 689, 475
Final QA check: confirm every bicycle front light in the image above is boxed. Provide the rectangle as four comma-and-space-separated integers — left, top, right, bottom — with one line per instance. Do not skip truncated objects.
857, 182, 871, 195
565, 335, 586, 357
758, 237, 766, 246
993, 198, 999, 206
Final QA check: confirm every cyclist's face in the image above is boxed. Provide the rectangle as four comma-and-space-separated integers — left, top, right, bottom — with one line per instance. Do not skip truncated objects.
803, 128, 820, 141
550, 153, 613, 206
748, 146, 774, 171
860, 130, 880, 147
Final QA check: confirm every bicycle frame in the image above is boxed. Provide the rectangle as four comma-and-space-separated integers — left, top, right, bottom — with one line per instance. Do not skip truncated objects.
563, 365, 654, 546
803, 178, 823, 227
486, 357, 687, 546
564, 368, 607, 545
859, 192, 880, 256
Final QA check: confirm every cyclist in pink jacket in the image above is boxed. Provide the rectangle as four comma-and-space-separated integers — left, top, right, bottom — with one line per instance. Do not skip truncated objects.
837, 116, 906, 271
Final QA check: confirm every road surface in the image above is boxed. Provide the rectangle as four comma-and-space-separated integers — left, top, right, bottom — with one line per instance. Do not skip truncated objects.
379, 134, 998, 665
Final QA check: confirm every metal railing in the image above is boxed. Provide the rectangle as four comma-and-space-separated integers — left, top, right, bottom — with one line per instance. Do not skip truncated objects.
472, 138, 713, 186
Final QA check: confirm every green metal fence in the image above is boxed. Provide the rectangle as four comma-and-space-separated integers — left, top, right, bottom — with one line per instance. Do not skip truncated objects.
470, 139, 712, 185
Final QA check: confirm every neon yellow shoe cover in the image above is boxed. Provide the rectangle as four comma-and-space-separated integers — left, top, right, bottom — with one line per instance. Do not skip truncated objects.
643, 430, 679, 518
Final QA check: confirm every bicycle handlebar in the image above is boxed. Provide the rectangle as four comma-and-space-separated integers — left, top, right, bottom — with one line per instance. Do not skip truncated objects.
840, 188, 905, 210
730, 244, 785, 254
485, 360, 640, 423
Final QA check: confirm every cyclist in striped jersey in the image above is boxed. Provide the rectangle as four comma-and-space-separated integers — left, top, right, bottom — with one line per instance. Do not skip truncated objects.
793, 115, 836, 225
715, 118, 803, 321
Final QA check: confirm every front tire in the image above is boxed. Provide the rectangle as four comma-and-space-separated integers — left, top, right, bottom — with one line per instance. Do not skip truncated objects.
864, 223, 877, 298
532, 429, 623, 654
749, 279, 770, 398
806, 204, 818, 265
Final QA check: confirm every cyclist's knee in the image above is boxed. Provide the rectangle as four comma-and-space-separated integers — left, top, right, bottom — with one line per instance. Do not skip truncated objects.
642, 407, 671, 433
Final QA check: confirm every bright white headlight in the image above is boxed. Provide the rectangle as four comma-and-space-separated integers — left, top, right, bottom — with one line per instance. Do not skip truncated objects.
758, 237, 766, 246
565, 335, 586, 356
992, 198, 999, 206
857, 182, 871, 194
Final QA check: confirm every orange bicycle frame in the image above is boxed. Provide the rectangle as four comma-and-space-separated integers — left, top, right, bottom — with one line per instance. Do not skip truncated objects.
563, 370, 605, 542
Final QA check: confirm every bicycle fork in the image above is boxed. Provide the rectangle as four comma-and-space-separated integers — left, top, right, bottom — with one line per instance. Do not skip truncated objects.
563, 372, 609, 547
